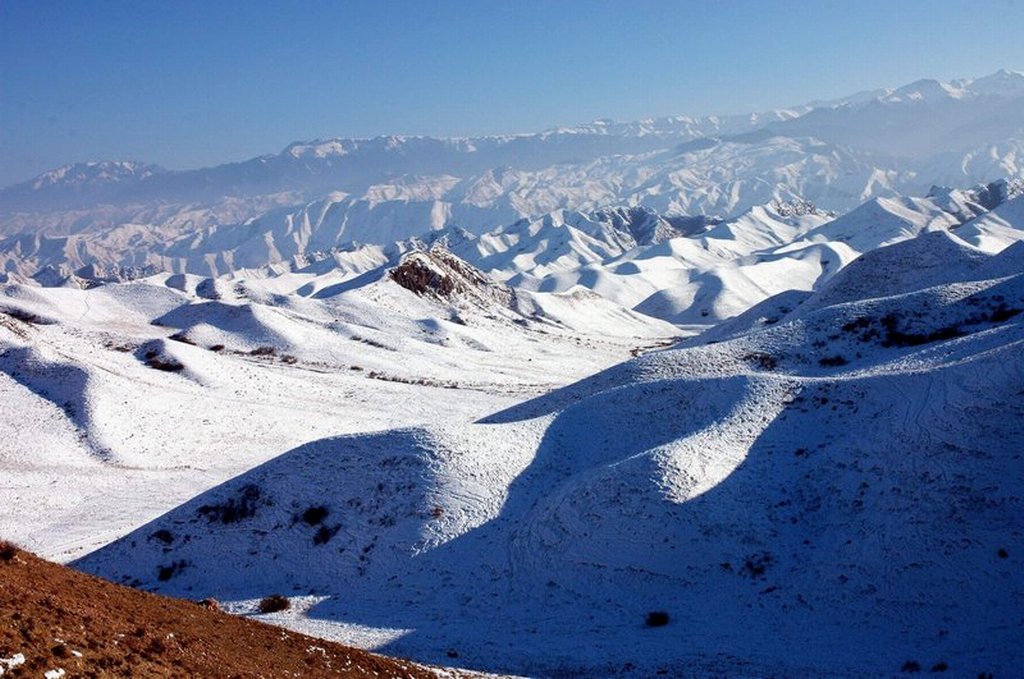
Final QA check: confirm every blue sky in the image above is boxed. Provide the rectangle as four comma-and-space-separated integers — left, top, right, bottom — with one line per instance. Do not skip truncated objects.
2, 0, 1023, 187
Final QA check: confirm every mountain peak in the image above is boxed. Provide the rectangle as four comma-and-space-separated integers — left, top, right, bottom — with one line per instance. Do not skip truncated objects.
876, 70, 1024, 104
966, 68, 1024, 97
881, 78, 963, 103
388, 246, 513, 309
284, 138, 354, 159
28, 160, 163, 190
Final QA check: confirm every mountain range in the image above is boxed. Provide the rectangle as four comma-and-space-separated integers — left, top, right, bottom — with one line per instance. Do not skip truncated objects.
1, 70, 1023, 288
2, 187, 1019, 676
2, 70, 1023, 678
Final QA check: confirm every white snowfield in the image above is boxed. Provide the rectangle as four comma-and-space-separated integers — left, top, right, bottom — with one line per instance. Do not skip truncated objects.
1, 177, 1022, 678
0, 252, 673, 558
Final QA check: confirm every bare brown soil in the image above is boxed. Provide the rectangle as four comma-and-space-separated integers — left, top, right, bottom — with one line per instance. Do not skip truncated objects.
0, 542, 436, 678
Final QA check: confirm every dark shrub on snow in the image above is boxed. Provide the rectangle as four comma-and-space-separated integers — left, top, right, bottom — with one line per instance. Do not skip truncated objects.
258, 594, 290, 613
645, 611, 670, 627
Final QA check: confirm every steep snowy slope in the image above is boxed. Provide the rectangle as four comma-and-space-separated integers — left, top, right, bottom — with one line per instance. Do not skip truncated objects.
954, 191, 1024, 251
802, 180, 1022, 252
71, 230, 1024, 678
478, 200, 843, 326
440, 206, 703, 283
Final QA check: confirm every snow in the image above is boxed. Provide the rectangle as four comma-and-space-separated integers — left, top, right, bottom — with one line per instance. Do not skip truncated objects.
3, 70, 1023, 282
1, 201, 1017, 677
955, 193, 1024, 251
2, 73, 1024, 678
0, 654, 26, 676
0, 251, 674, 561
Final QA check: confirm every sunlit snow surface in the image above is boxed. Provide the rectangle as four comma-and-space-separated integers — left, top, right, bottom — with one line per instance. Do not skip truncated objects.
1, 196, 1021, 677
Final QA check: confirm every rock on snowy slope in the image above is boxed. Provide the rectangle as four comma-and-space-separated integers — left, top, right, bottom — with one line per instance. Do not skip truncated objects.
388, 247, 514, 310
73, 229, 1024, 678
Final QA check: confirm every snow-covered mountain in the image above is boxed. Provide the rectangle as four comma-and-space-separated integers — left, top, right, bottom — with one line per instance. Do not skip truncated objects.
2, 70, 1023, 285
329, 181, 1023, 328
3, 178, 1023, 676
3, 71, 1024, 679
769, 70, 1024, 157
26, 218, 1014, 678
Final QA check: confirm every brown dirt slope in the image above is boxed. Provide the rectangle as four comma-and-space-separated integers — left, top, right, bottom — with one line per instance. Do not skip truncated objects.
0, 542, 436, 678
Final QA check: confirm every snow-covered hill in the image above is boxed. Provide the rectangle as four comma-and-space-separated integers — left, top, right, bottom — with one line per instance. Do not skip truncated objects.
0, 246, 677, 558
8, 179, 1019, 339
59, 226, 1024, 678
3, 71, 1024, 679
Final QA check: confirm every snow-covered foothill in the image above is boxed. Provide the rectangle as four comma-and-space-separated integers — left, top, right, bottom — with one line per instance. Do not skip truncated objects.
66, 227, 1024, 678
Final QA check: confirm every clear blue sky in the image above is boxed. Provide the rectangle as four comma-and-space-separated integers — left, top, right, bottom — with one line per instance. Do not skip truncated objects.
2, 0, 1023, 187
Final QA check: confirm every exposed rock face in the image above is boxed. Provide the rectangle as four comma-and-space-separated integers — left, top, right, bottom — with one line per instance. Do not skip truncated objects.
591, 205, 714, 243
389, 247, 513, 308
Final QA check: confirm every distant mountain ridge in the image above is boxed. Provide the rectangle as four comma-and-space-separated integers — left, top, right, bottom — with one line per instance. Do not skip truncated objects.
3, 178, 1023, 334
1, 70, 1022, 286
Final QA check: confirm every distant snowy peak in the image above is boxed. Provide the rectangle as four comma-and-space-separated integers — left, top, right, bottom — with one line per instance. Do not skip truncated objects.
767, 70, 1024, 160
0, 160, 170, 216
281, 135, 480, 161
540, 107, 811, 141
284, 139, 358, 159
869, 70, 1024, 105
28, 160, 164, 190
23, 70, 1018, 189
879, 78, 965, 104
964, 68, 1024, 97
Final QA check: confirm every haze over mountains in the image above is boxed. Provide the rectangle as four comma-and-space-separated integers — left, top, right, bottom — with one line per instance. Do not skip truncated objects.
2, 70, 1023, 678
1, 70, 1023, 286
